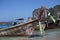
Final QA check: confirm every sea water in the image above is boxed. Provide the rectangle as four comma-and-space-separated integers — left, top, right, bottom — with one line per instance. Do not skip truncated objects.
0, 22, 13, 29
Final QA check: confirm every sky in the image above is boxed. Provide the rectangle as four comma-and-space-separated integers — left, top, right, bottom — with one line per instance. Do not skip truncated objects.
0, 0, 60, 22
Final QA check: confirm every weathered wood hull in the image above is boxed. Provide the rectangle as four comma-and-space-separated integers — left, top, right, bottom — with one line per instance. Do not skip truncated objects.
0, 19, 37, 36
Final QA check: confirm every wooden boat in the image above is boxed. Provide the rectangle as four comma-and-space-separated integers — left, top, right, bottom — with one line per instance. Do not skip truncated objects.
0, 19, 38, 36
